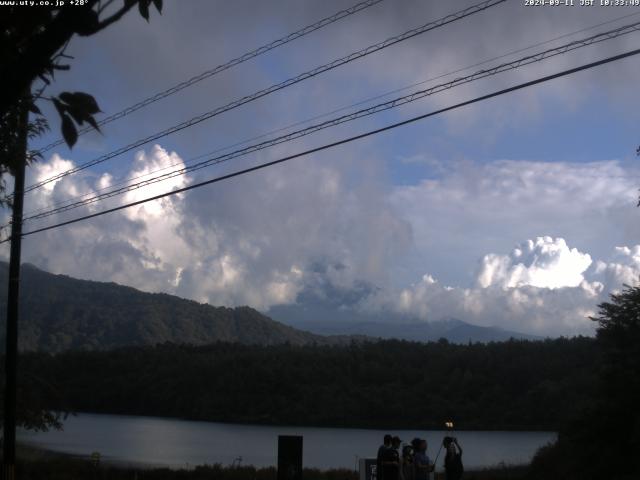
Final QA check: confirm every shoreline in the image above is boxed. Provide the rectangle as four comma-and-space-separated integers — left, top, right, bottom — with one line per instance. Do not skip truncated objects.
44, 410, 559, 434
18, 413, 552, 473
16, 444, 530, 480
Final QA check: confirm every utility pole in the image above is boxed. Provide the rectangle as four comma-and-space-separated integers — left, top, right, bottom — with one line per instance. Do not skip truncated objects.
2, 95, 28, 480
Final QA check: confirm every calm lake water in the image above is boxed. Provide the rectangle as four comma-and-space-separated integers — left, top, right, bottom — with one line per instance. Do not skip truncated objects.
18, 413, 555, 470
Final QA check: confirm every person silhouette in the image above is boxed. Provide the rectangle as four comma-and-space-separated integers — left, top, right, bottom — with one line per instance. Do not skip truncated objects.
442, 437, 463, 480
377, 434, 393, 480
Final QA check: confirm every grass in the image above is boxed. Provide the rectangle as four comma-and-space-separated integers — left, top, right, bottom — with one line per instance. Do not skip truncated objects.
13, 445, 530, 480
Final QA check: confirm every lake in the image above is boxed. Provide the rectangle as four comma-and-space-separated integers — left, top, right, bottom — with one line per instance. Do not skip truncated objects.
18, 413, 555, 470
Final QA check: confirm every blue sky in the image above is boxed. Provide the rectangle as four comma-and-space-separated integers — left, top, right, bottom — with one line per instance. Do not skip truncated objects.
4, 0, 640, 336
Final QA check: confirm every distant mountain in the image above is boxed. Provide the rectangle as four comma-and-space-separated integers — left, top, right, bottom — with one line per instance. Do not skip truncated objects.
0, 262, 354, 352
267, 270, 540, 343
270, 313, 540, 344
0, 262, 537, 352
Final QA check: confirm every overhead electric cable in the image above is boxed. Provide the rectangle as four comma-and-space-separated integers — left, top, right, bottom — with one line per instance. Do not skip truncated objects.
34, 0, 385, 155
6, 46, 639, 243
20, 10, 640, 219
23, 0, 507, 194
19, 20, 640, 223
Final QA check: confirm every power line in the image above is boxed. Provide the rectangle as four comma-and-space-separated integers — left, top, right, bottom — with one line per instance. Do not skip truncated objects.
20, 19, 640, 221
19, 20, 640, 224
22, 0, 507, 194
8, 47, 640, 243
33, 0, 385, 155
20, 10, 640, 220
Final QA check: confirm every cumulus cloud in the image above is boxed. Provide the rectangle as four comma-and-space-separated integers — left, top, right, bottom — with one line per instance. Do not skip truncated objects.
2, 0, 639, 342
591, 245, 640, 292
476, 236, 592, 290
390, 158, 640, 287
4, 148, 640, 337
362, 237, 640, 337
171, 146, 412, 309
6, 144, 411, 311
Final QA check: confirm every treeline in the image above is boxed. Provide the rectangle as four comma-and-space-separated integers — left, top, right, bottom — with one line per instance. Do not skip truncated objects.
13, 337, 598, 431
527, 285, 640, 479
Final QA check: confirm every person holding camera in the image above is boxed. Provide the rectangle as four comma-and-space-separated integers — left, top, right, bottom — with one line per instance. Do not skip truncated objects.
442, 437, 463, 480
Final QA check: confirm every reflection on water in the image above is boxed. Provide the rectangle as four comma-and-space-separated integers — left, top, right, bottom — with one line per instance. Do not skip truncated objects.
19, 413, 556, 470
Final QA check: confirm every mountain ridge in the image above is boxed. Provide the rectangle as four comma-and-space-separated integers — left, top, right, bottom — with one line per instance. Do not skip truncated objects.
0, 262, 539, 352
0, 262, 348, 352
275, 317, 541, 343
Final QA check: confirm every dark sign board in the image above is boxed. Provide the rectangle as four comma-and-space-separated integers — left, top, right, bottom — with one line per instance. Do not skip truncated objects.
359, 458, 377, 480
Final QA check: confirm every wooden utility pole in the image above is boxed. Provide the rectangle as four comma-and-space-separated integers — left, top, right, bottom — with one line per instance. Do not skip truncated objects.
2, 96, 28, 480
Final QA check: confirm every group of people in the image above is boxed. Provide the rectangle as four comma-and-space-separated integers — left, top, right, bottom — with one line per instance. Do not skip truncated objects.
376, 434, 463, 480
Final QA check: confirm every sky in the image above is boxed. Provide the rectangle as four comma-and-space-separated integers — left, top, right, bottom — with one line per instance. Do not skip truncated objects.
3, 0, 640, 337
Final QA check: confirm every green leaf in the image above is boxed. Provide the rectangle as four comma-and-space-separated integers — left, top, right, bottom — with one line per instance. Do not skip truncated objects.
60, 91, 101, 115
58, 92, 73, 104
139, 0, 150, 21
28, 103, 42, 115
52, 97, 66, 117
152, 0, 162, 13
61, 114, 78, 148
64, 106, 86, 126
86, 115, 101, 133
73, 92, 101, 114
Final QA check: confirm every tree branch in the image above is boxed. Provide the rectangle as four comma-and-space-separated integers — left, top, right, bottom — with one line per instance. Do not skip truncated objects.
97, 0, 117, 15
92, 1, 137, 34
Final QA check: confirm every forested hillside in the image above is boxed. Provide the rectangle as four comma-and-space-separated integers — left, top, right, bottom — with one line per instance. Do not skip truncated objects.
0, 262, 339, 351
16, 337, 597, 431
0, 263, 540, 350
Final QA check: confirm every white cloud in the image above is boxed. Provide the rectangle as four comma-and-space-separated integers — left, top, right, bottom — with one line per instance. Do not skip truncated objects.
5, 149, 640, 337
32, 154, 75, 193
390, 159, 640, 287
2, 0, 639, 341
591, 245, 640, 292
476, 236, 592, 289
364, 237, 640, 337
171, 147, 412, 309
9, 145, 411, 311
